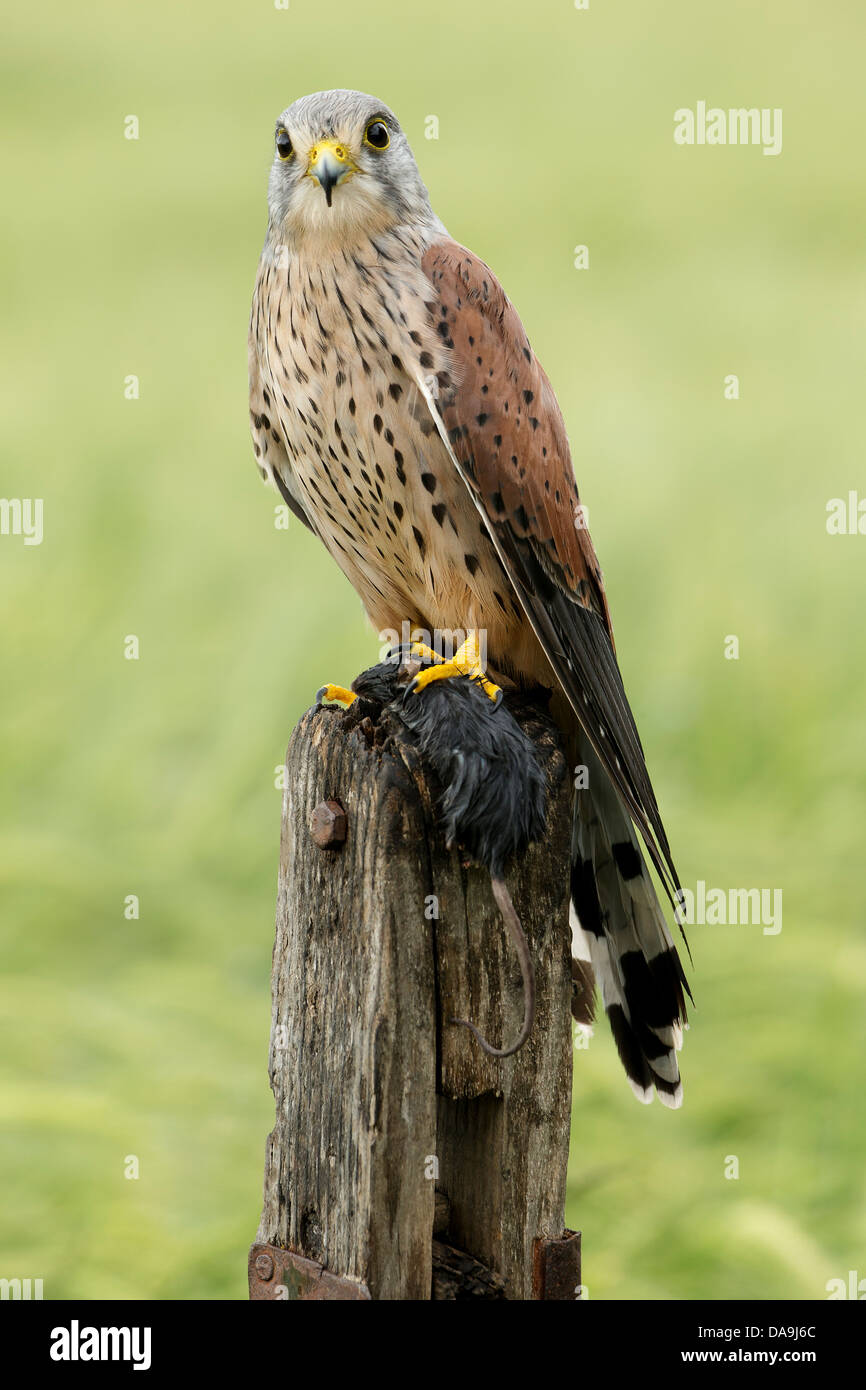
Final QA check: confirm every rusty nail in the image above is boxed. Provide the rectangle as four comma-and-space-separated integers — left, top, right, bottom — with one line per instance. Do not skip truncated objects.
254, 1252, 274, 1282
310, 799, 347, 849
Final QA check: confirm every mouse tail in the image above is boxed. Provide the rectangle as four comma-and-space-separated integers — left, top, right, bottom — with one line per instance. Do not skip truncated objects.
450, 875, 536, 1058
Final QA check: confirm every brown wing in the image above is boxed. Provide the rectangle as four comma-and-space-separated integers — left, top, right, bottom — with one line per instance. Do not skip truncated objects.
419, 239, 679, 899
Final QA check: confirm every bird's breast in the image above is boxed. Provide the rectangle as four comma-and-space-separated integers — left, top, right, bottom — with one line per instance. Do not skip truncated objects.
253, 237, 521, 651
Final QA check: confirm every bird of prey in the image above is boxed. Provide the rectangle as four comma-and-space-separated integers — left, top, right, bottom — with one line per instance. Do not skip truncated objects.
248, 89, 690, 1107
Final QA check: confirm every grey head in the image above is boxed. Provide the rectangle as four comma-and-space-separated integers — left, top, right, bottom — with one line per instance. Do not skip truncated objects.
266, 89, 443, 246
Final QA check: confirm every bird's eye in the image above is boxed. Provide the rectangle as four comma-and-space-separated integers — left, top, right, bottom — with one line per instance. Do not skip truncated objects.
364, 120, 389, 150
275, 127, 294, 161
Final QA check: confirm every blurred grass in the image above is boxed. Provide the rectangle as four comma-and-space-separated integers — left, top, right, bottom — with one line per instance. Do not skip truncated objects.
1, 0, 864, 1299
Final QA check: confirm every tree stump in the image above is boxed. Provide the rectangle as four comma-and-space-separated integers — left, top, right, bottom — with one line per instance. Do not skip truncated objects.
251, 693, 577, 1300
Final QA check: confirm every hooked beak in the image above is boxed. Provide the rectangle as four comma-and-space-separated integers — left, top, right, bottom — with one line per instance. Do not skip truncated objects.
306, 140, 356, 208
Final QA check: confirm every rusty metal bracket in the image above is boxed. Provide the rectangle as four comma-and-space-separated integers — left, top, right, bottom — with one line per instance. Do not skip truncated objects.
248, 1244, 371, 1301
532, 1229, 582, 1300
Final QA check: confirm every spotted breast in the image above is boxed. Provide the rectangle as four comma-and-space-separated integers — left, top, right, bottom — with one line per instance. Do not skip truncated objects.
249, 228, 534, 673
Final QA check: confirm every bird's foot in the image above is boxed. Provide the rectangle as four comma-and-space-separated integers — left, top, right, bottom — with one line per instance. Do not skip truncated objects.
316, 683, 357, 708
406, 640, 445, 667
406, 632, 502, 706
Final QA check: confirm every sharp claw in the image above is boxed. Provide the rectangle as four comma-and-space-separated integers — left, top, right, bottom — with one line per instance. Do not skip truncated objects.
317, 683, 357, 708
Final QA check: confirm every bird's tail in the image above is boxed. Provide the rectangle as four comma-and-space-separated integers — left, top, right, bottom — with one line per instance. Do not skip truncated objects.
569, 738, 690, 1108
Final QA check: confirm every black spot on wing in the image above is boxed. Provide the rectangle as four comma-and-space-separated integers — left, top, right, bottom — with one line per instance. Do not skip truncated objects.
612, 841, 643, 881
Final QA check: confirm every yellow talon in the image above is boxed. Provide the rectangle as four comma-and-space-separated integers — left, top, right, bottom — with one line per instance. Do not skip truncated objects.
316, 683, 357, 708
408, 632, 502, 706
408, 640, 446, 666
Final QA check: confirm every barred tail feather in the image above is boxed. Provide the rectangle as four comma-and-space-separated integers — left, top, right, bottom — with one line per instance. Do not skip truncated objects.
570, 740, 690, 1108
569, 901, 596, 1029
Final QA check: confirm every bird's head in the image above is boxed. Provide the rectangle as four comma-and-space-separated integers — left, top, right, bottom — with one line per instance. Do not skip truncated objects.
266, 89, 437, 246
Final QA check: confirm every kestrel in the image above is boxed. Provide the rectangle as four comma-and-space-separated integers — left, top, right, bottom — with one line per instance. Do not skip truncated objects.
249, 89, 690, 1107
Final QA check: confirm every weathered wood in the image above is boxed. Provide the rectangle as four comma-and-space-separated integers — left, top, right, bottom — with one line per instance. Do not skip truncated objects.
256, 694, 574, 1300
431, 1239, 506, 1300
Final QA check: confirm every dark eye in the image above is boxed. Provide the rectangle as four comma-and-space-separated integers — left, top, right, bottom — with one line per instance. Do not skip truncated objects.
364, 120, 389, 150
275, 127, 294, 161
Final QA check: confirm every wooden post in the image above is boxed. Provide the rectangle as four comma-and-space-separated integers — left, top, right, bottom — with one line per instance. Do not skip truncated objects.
251, 694, 577, 1301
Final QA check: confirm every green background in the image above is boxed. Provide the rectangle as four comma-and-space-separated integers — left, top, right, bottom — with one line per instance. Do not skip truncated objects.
2, 0, 863, 1299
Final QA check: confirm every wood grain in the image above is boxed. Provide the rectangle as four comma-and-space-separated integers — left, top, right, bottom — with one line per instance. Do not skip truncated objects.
256, 696, 573, 1300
